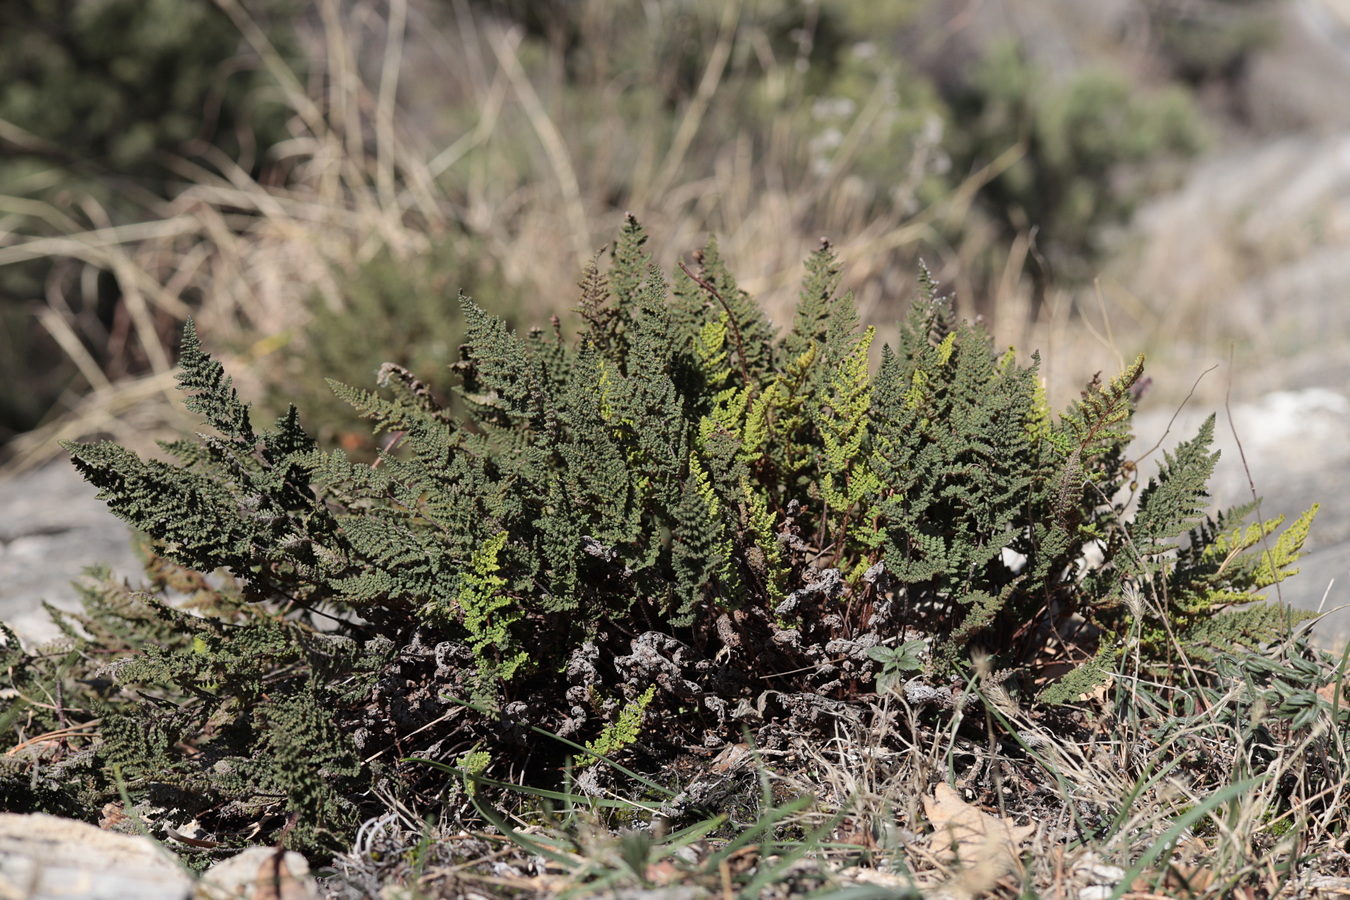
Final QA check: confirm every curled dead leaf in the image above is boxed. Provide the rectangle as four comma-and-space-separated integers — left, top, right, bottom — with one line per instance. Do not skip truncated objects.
922, 782, 1035, 894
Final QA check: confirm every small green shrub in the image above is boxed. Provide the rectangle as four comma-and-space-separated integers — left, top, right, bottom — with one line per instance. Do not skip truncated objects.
0, 0, 295, 179
1148, 0, 1280, 84
0, 218, 1315, 855
946, 40, 1204, 292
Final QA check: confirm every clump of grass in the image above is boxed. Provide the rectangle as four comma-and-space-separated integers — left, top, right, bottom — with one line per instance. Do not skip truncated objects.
0, 0, 467, 470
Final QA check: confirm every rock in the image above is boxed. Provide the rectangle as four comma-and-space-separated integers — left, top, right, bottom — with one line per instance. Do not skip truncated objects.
0, 812, 324, 900
0, 812, 192, 900
1119, 131, 1350, 407
197, 848, 321, 900
1243, 0, 1350, 134
1132, 387, 1350, 649
0, 459, 142, 648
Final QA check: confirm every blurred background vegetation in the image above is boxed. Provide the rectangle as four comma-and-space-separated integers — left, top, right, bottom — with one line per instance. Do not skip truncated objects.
0, 0, 1296, 465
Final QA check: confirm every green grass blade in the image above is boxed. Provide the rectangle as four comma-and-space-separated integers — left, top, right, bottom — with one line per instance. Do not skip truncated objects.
1108, 776, 1265, 900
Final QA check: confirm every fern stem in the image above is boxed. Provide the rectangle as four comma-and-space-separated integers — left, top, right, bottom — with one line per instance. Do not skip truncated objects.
678, 259, 752, 390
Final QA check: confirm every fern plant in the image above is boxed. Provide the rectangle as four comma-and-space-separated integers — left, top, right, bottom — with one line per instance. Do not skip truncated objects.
0, 216, 1316, 855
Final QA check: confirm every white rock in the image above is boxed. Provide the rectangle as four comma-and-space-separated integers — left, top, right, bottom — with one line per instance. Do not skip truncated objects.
196, 847, 320, 900
0, 812, 192, 900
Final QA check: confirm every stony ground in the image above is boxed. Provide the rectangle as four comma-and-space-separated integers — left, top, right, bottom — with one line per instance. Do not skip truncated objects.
0, 459, 142, 647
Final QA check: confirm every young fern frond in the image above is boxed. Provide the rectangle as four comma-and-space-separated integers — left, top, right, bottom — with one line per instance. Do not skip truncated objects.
819, 326, 880, 559
1128, 414, 1221, 572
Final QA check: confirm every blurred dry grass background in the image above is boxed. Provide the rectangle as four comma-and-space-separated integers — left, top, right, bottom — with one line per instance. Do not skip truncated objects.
3, 0, 1346, 473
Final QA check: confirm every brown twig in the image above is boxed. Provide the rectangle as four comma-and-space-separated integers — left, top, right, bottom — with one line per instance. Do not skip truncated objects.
5, 719, 102, 756
679, 259, 753, 389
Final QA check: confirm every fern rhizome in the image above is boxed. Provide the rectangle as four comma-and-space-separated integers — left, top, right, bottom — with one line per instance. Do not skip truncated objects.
1, 217, 1316, 854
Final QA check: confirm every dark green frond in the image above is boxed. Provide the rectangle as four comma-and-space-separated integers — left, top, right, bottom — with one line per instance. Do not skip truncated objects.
176, 319, 255, 443
455, 294, 544, 424
61, 440, 254, 574
1131, 414, 1220, 561
785, 237, 845, 360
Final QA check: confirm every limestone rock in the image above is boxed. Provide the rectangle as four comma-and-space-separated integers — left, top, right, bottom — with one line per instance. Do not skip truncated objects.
0, 461, 141, 648
0, 812, 192, 900
197, 848, 321, 900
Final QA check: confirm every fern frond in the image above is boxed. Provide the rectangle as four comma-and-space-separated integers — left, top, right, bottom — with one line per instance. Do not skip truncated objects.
62, 441, 254, 574
1038, 645, 1121, 705
785, 237, 844, 361
450, 531, 529, 684
1183, 602, 1317, 655
820, 326, 879, 516
455, 295, 544, 424
176, 318, 255, 443
1130, 414, 1220, 561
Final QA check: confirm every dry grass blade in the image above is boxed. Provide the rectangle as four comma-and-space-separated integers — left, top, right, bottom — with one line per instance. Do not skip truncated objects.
1, 371, 187, 474
0, 218, 202, 267
486, 25, 591, 268
645, 0, 742, 206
